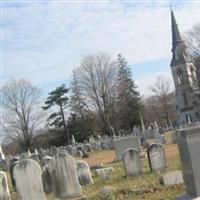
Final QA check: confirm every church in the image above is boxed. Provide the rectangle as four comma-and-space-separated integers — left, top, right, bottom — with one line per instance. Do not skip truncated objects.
170, 9, 200, 125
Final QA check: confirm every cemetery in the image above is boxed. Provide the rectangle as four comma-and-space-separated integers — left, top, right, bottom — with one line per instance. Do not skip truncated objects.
1, 2, 200, 200
0, 125, 200, 199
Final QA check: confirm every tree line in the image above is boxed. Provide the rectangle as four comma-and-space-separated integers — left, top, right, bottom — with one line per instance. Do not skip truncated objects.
1, 23, 199, 152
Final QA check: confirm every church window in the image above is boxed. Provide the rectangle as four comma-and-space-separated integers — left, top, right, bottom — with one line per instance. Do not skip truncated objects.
190, 66, 196, 82
185, 114, 192, 124
183, 92, 188, 106
177, 68, 184, 84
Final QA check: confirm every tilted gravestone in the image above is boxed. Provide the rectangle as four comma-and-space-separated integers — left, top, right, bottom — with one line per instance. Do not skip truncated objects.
76, 160, 93, 185
13, 159, 46, 200
176, 126, 200, 199
122, 148, 142, 177
147, 143, 167, 172
48, 152, 83, 199
114, 136, 141, 160
0, 171, 10, 200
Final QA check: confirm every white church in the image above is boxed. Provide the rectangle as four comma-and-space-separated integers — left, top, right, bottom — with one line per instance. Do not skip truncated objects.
170, 10, 200, 125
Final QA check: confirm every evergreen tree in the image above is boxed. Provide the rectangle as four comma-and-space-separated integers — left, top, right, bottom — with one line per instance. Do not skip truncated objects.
117, 54, 142, 131
69, 70, 87, 120
69, 70, 94, 141
42, 84, 70, 144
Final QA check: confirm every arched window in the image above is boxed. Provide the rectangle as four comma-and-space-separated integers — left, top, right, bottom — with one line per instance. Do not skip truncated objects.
177, 68, 184, 85
183, 92, 188, 106
190, 66, 196, 82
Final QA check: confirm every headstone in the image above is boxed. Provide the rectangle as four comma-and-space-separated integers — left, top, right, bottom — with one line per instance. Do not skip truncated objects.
0, 171, 10, 200
49, 146, 58, 157
9, 160, 19, 190
0, 159, 9, 171
48, 152, 83, 199
40, 156, 52, 169
110, 126, 116, 138
160, 170, 184, 186
71, 135, 76, 145
77, 151, 83, 158
177, 126, 200, 198
122, 148, 142, 177
147, 143, 167, 172
140, 115, 146, 133
13, 159, 46, 200
27, 150, 31, 157
82, 144, 91, 152
76, 160, 93, 185
154, 133, 165, 144
0, 146, 5, 160
114, 136, 141, 160
96, 167, 114, 181
42, 166, 52, 194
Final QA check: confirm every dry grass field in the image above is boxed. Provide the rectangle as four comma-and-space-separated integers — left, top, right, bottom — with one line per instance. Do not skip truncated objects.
8, 131, 186, 200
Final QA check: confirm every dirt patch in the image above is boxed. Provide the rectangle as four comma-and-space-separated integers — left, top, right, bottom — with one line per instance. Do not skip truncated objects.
83, 150, 116, 165
81, 142, 179, 166
164, 143, 179, 158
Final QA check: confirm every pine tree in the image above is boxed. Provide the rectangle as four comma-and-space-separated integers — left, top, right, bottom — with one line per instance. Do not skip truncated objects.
69, 70, 87, 120
117, 54, 142, 131
42, 84, 70, 144
68, 70, 94, 142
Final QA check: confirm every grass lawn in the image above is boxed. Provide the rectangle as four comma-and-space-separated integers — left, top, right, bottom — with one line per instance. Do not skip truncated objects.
7, 131, 186, 200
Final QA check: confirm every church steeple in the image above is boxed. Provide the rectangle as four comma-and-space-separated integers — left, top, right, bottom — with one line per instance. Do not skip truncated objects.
171, 10, 183, 48
170, 9, 187, 67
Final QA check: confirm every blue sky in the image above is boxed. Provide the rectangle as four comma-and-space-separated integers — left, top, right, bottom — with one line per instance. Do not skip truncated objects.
2, 1, 200, 97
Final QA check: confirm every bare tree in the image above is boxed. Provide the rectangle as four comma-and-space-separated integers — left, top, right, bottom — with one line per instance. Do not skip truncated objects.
185, 23, 200, 86
76, 53, 118, 135
1, 79, 43, 151
186, 23, 200, 57
149, 76, 176, 127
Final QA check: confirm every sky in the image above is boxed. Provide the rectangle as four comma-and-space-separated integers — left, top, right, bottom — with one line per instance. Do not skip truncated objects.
1, 0, 200, 97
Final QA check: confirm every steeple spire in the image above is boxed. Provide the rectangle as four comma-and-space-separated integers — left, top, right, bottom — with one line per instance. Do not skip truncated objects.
171, 9, 183, 49
170, 9, 187, 67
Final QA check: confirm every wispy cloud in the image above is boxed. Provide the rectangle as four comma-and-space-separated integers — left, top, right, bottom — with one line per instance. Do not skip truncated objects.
2, 1, 200, 95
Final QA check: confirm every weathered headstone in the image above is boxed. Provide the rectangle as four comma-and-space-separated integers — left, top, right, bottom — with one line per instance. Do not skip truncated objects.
96, 167, 114, 181
160, 170, 184, 186
176, 126, 200, 199
114, 136, 141, 160
76, 160, 93, 185
122, 148, 142, 177
48, 152, 83, 199
147, 143, 167, 172
0, 171, 10, 200
13, 159, 46, 200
